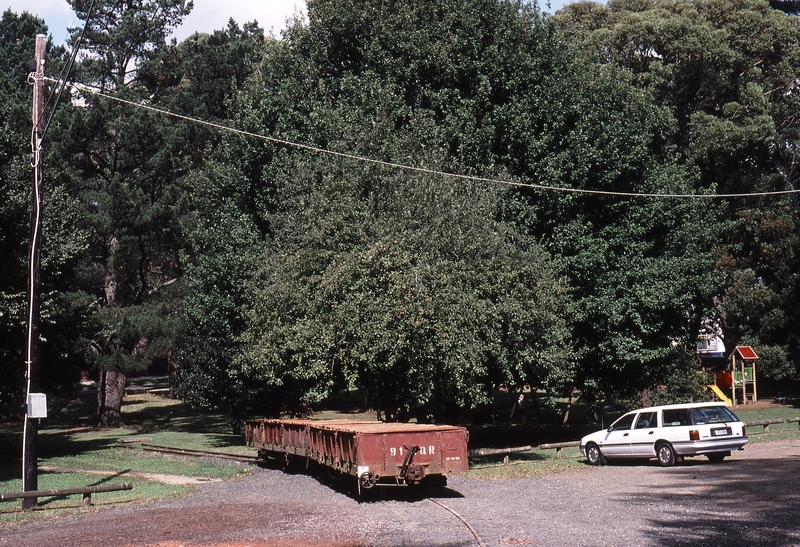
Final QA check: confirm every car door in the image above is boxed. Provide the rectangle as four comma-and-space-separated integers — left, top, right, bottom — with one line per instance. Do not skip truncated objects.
600, 413, 636, 457
628, 411, 658, 457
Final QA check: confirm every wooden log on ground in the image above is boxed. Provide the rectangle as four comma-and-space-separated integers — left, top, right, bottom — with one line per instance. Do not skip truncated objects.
744, 418, 785, 434
0, 482, 132, 508
468, 446, 532, 458
536, 440, 581, 459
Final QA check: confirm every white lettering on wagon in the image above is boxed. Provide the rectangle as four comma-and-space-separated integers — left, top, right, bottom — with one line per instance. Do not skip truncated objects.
388, 445, 437, 457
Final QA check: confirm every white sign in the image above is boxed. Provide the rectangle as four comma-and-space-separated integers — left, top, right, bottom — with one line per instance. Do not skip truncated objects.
27, 393, 47, 419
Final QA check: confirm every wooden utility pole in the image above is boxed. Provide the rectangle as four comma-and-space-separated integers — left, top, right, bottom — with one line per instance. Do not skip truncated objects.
22, 33, 46, 511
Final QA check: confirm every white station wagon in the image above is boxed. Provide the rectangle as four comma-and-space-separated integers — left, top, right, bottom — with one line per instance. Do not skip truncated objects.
580, 402, 748, 466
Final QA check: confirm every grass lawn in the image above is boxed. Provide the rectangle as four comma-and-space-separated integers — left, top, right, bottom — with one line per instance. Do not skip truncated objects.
467, 446, 586, 479
732, 404, 800, 443
0, 392, 256, 526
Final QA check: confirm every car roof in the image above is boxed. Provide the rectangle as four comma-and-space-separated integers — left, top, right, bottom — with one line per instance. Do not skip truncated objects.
626, 402, 728, 414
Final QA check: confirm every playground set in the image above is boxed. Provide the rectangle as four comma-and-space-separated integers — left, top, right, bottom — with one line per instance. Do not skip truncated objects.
701, 342, 759, 407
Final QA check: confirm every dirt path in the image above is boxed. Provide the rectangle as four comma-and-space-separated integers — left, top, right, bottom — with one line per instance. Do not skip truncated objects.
2, 439, 800, 547
38, 465, 223, 486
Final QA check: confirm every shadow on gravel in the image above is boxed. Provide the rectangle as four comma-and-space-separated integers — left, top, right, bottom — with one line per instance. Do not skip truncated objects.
258, 457, 465, 503
628, 456, 800, 547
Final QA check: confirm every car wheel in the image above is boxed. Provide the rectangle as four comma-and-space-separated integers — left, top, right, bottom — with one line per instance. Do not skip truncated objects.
656, 442, 676, 467
586, 443, 604, 465
707, 453, 726, 463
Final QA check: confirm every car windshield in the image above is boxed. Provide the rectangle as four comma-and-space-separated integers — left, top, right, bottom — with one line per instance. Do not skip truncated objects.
691, 406, 739, 424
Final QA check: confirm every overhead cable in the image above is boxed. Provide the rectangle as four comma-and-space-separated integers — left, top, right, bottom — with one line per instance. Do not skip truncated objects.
50, 77, 800, 200
40, 0, 97, 144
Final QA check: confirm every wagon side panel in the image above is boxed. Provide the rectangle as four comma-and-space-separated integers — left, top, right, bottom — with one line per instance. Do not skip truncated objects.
307, 424, 358, 475
245, 419, 310, 457
282, 422, 309, 455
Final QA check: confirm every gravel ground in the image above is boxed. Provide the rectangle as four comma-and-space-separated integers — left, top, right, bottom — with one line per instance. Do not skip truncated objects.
2, 438, 799, 547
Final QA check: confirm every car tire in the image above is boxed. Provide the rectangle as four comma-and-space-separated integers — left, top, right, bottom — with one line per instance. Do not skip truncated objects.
585, 443, 604, 465
707, 453, 726, 463
656, 442, 676, 467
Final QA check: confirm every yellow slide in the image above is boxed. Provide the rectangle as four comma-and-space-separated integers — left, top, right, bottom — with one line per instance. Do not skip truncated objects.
707, 384, 732, 407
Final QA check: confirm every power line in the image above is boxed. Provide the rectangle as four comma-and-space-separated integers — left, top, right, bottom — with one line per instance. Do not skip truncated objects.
40, 0, 97, 144
50, 77, 800, 200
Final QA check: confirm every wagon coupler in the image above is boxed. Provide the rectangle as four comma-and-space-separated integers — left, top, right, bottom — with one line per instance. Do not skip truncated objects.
397, 444, 420, 484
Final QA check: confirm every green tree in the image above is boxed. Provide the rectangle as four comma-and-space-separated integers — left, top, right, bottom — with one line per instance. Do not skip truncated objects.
55, 0, 193, 426
236, 149, 573, 421
462, 9, 723, 403
195, 0, 580, 419
172, 161, 266, 428
0, 11, 77, 416
554, 0, 800, 385
300, 0, 737, 405
0, 10, 38, 417
141, 24, 270, 427
196, 0, 715, 415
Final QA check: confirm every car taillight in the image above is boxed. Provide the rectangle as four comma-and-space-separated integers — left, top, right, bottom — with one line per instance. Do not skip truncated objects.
742, 426, 746, 436
689, 430, 700, 441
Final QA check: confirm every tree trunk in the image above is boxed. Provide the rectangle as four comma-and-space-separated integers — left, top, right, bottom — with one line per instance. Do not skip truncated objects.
559, 395, 573, 426
97, 236, 125, 427
97, 369, 127, 427
530, 394, 542, 424
642, 388, 652, 409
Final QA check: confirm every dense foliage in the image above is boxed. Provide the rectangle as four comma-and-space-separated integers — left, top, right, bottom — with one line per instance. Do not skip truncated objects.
0, 11, 70, 419
554, 0, 800, 388
0, 0, 797, 424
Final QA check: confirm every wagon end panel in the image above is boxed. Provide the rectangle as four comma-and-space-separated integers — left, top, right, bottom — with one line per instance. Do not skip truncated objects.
244, 419, 265, 448
439, 428, 470, 473
356, 427, 469, 484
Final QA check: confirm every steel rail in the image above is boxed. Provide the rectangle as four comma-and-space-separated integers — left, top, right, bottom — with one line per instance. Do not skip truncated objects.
137, 443, 261, 463
427, 497, 487, 547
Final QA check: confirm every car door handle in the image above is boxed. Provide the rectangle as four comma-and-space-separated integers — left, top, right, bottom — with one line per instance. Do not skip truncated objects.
649, 431, 654, 434
623, 433, 629, 437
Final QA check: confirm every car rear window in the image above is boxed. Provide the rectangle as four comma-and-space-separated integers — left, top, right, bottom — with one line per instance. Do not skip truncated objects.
691, 406, 739, 424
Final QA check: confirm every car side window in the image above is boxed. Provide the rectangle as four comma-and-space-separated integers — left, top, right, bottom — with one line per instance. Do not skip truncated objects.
635, 412, 656, 429
610, 414, 635, 431
662, 409, 691, 427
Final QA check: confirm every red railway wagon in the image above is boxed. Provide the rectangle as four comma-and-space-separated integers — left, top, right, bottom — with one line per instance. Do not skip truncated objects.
245, 419, 469, 492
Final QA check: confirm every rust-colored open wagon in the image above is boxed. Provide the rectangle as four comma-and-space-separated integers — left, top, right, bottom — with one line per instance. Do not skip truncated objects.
245, 419, 469, 493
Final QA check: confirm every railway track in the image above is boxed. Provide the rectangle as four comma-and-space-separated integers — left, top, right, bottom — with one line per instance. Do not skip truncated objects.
135, 442, 486, 546
427, 497, 486, 547
134, 443, 262, 463
382, 498, 486, 547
